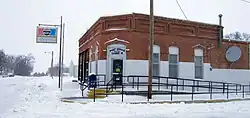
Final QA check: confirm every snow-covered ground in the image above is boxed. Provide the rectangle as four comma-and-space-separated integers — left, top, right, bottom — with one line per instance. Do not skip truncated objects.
1, 76, 250, 118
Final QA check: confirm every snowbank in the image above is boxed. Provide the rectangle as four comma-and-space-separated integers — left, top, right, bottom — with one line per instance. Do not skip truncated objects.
1, 76, 250, 118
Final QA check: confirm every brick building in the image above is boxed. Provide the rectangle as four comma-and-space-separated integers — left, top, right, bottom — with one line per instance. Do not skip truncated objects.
78, 13, 250, 84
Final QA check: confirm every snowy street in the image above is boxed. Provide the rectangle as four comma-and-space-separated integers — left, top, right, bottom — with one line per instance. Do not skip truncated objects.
1, 76, 250, 118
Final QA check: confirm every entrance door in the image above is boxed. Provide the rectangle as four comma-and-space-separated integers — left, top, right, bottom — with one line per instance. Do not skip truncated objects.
112, 59, 123, 85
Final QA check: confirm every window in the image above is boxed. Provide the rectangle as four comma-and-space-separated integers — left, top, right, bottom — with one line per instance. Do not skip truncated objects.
153, 45, 160, 77
169, 46, 179, 78
194, 56, 203, 79
194, 49, 203, 79
169, 54, 178, 78
153, 53, 160, 77
78, 54, 82, 81
95, 46, 99, 60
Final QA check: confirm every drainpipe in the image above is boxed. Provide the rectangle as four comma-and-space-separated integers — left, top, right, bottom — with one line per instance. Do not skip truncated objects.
218, 14, 223, 48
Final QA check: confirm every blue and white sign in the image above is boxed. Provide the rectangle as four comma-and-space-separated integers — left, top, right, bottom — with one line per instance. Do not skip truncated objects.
36, 26, 58, 43
109, 47, 126, 55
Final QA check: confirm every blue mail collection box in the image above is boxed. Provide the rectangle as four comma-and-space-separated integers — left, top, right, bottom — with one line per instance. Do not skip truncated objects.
88, 74, 97, 89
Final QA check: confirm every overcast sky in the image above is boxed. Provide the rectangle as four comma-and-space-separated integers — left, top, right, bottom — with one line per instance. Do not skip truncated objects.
1, 0, 250, 72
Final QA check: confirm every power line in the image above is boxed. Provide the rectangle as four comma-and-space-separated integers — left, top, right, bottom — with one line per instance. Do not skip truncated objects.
174, 0, 249, 21
239, 0, 250, 4
175, 0, 188, 20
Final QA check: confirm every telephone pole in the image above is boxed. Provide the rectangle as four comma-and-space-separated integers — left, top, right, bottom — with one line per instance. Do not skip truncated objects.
148, 0, 154, 99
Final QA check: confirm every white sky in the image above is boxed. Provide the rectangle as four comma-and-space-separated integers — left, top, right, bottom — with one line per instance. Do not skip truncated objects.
1, 0, 250, 72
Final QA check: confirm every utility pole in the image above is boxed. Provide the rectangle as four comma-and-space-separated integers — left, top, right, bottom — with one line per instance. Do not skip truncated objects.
148, 0, 154, 99
58, 16, 63, 88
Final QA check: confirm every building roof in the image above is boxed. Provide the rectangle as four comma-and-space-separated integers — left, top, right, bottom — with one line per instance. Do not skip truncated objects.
79, 13, 222, 41
102, 12, 221, 27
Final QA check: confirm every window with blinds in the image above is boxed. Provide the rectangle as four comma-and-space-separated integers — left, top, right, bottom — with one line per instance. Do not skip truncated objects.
169, 54, 178, 78
194, 56, 203, 79
153, 53, 160, 77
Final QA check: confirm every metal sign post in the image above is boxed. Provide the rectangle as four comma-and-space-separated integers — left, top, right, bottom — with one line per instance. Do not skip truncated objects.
60, 23, 65, 91
51, 51, 54, 79
58, 16, 63, 89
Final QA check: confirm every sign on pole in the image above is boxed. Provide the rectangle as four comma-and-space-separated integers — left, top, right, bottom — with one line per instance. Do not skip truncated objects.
36, 26, 58, 43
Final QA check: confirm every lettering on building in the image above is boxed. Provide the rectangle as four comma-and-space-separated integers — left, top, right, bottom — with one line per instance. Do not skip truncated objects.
109, 48, 125, 55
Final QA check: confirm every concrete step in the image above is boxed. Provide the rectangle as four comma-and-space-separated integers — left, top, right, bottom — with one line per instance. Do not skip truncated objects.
87, 95, 106, 99
88, 91, 106, 95
89, 89, 106, 93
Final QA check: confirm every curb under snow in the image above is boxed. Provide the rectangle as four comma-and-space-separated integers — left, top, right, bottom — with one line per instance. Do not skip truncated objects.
61, 98, 250, 105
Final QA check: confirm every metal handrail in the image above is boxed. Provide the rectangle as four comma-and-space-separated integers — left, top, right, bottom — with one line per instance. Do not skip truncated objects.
105, 76, 115, 96
80, 74, 250, 102
79, 82, 88, 96
127, 75, 240, 85
88, 82, 250, 102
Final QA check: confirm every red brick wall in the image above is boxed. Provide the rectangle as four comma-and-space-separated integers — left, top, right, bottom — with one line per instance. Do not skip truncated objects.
79, 13, 249, 69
